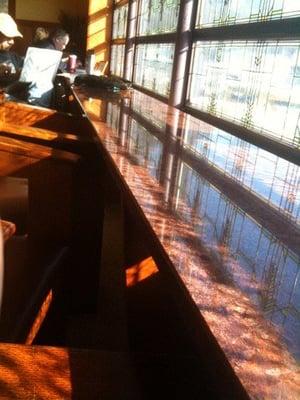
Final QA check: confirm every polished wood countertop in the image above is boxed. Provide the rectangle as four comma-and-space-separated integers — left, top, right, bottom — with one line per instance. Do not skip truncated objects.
73, 86, 300, 400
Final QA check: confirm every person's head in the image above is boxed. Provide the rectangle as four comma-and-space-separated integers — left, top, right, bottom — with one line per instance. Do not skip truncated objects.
50, 28, 69, 51
0, 13, 22, 51
34, 26, 49, 42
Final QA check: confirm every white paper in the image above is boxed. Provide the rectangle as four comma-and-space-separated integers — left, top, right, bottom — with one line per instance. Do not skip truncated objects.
19, 47, 62, 106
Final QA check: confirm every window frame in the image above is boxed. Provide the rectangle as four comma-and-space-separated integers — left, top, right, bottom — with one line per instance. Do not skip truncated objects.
110, 0, 300, 166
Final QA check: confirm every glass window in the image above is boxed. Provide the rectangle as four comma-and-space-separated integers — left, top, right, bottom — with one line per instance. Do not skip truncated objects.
196, 0, 300, 28
187, 40, 300, 147
134, 43, 174, 96
137, 0, 180, 36
112, 4, 128, 39
110, 44, 125, 77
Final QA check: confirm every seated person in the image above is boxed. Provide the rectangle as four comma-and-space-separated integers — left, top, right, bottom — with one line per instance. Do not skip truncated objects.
33, 28, 70, 71
34, 28, 69, 52
0, 13, 23, 82
32, 26, 49, 47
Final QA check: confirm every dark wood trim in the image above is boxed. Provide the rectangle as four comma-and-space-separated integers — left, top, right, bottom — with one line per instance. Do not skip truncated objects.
111, 38, 126, 45
132, 83, 169, 104
15, 19, 58, 29
113, 0, 129, 9
135, 32, 177, 44
8, 0, 16, 17
193, 16, 300, 41
184, 105, 300, 166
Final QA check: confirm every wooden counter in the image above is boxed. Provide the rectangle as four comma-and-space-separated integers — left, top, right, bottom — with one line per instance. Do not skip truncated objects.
72, 86, 300, 400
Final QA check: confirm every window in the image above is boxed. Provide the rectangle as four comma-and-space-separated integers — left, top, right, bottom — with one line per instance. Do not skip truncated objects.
110, 2, 128, 77
133, 43, 174, 96
109, 0, 300, 149
110, 44, 125, 77
112, 4, 128, 39
187, 40, 300, 146
137, 0, 180, 35
196, 0, 300, 28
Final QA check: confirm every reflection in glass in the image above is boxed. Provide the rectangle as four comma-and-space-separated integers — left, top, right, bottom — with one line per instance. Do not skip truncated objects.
176, 162, 300, 360
112, 4, 128, 39
131, 91, 168, 130
127, 119, 163, 180
137, 0, 180, 36
110, 44, 125, 77
183, 114, 300, 225
106, 101, 163, 180
187, 41, 300, 147
134, 43, 174, 96
196, 0, 300, 28
107, 102, 121, 131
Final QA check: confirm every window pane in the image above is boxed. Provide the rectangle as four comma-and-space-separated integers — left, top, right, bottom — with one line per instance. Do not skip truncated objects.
134, 43, 174, 97
197, 0, 300, 28
110, 44, 125, 77
113, 4, 128, 39
137, 0, 180, 36
187, 40, 300, 147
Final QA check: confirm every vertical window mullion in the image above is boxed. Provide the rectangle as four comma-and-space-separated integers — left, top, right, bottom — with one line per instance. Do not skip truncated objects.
169, 0, 199, 108
124, 0, 138, 81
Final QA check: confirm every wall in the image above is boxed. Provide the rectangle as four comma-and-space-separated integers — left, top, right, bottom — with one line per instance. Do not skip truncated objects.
13, 0, 88, 56
87, 0, 113, 65
16, 0, 87, 23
